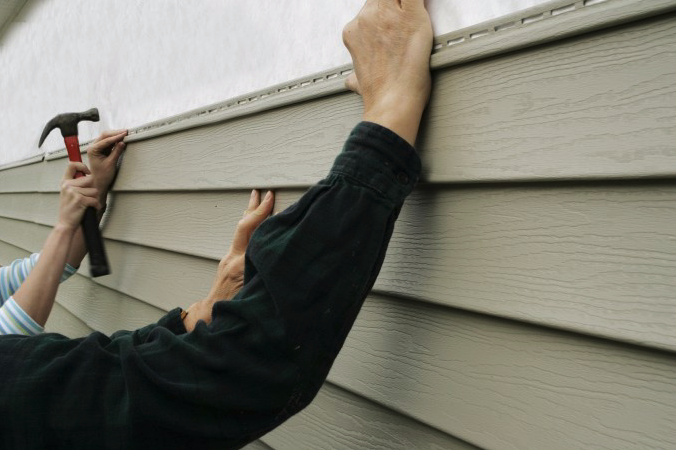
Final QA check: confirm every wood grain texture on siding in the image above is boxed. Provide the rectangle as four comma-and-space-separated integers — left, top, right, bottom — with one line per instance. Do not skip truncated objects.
88, 12, 676, 192
54, 273, 165, 335
0, 192, 55, 224
262, 382, 477, 450
0, 159, 44, 193
327, 294, 676, 450
17, 182, 673, 351
0, 217, 49, 253
81, 239, 216, 313
44, 302, 94, 338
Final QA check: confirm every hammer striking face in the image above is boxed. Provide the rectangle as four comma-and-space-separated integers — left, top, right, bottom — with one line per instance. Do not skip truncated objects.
38, 107, 99, 148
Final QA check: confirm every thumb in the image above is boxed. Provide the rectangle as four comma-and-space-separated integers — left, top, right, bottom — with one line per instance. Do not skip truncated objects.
345, 72, 361, 95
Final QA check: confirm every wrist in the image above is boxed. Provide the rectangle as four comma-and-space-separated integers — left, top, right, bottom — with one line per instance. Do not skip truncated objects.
53, 221, 79, 236
363, 103, 425, 147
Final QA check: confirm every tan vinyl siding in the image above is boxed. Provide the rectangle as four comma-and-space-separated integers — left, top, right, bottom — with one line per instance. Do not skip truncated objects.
44, 302, 93, 338
1, 1, 674, 448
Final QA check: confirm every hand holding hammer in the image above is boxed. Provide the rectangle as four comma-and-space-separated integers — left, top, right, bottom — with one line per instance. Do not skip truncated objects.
39, 108, 113, 277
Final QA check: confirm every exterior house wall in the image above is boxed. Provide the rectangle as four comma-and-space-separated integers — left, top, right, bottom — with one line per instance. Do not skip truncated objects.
0, 1, 675, 448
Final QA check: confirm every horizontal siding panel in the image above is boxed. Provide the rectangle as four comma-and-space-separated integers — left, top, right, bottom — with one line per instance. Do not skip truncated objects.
380, 182, 676, 350
0, 160, 44, 193
328, 294, 676, 450
45, 302, 94, 338
96, 13, 676, 192
262, 382, 476, 450
0, 154, 91, 194
80, 239, 216, 313
0, 217, 50, 253
54, 273, 165, 336
422, 12, 676, 183
18, 182, 674, 350
0, 192, 55, 223
102, 190, 299, 259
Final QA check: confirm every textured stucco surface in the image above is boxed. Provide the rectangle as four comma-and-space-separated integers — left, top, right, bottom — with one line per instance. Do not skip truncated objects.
0, 0, 547, 165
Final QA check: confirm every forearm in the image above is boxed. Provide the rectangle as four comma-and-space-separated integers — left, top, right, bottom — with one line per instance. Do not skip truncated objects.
13, 224, 76, 326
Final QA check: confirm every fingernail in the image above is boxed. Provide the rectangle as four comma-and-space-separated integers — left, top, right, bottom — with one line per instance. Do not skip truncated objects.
265, 190, 272, 200
250, 189, 256, 200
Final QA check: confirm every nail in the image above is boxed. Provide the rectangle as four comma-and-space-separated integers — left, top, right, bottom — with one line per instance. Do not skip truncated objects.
250, 189, 257, 200
265, 190, 272, 200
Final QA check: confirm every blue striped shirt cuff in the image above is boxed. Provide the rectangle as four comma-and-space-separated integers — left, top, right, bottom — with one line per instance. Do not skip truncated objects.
0, 297, 44, 336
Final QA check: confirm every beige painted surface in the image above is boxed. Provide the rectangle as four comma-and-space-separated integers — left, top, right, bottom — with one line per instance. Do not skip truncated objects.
2, 183, 675, 351
44, 302, 93, 338
262, 383, 478, 450
1, 3, 675, 449
331, 295, 676, 449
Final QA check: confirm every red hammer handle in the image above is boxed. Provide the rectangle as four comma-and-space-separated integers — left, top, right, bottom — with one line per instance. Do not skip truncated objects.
63, 136, 110, 277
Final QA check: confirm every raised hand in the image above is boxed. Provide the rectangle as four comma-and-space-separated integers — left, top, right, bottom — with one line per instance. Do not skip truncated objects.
87, 129, 128, 198
182, 189, 275, 332
342, 0, 433, 145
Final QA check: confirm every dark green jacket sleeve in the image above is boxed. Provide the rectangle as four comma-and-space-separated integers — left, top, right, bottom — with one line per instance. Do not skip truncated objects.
0, 121, 421, 450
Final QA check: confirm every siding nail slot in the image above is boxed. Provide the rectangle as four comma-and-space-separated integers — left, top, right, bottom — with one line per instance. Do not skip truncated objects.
552, 4, 576, 15
495, 22, 516, 32
522, 13, 544, 24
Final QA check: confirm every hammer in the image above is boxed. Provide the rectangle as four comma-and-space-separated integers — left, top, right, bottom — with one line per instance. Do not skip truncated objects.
39, 108, 110, 277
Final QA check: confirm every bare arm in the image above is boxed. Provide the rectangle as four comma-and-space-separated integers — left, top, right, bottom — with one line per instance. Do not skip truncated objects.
13, 163, 101, 326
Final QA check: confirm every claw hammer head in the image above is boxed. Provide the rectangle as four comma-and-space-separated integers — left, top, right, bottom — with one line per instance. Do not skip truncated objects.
38, 108, 99, 148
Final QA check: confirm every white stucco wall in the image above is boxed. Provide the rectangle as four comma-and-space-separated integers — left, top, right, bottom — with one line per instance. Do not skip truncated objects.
0, 0, 547, 166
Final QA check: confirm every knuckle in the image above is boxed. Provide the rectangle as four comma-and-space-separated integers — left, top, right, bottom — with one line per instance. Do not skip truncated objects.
237, 218, 249, 229
342, 21, 355, 46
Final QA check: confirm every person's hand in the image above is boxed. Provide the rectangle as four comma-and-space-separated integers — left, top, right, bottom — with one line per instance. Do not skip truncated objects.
57, 162, 101, 230
342, 0, 433, 145
87, 129, 127, 199
183, 189, 275, 332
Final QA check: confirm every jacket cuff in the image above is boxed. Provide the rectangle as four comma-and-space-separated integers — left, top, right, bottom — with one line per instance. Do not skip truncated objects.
330, 121, 422, 205
157, 307, 188, 334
